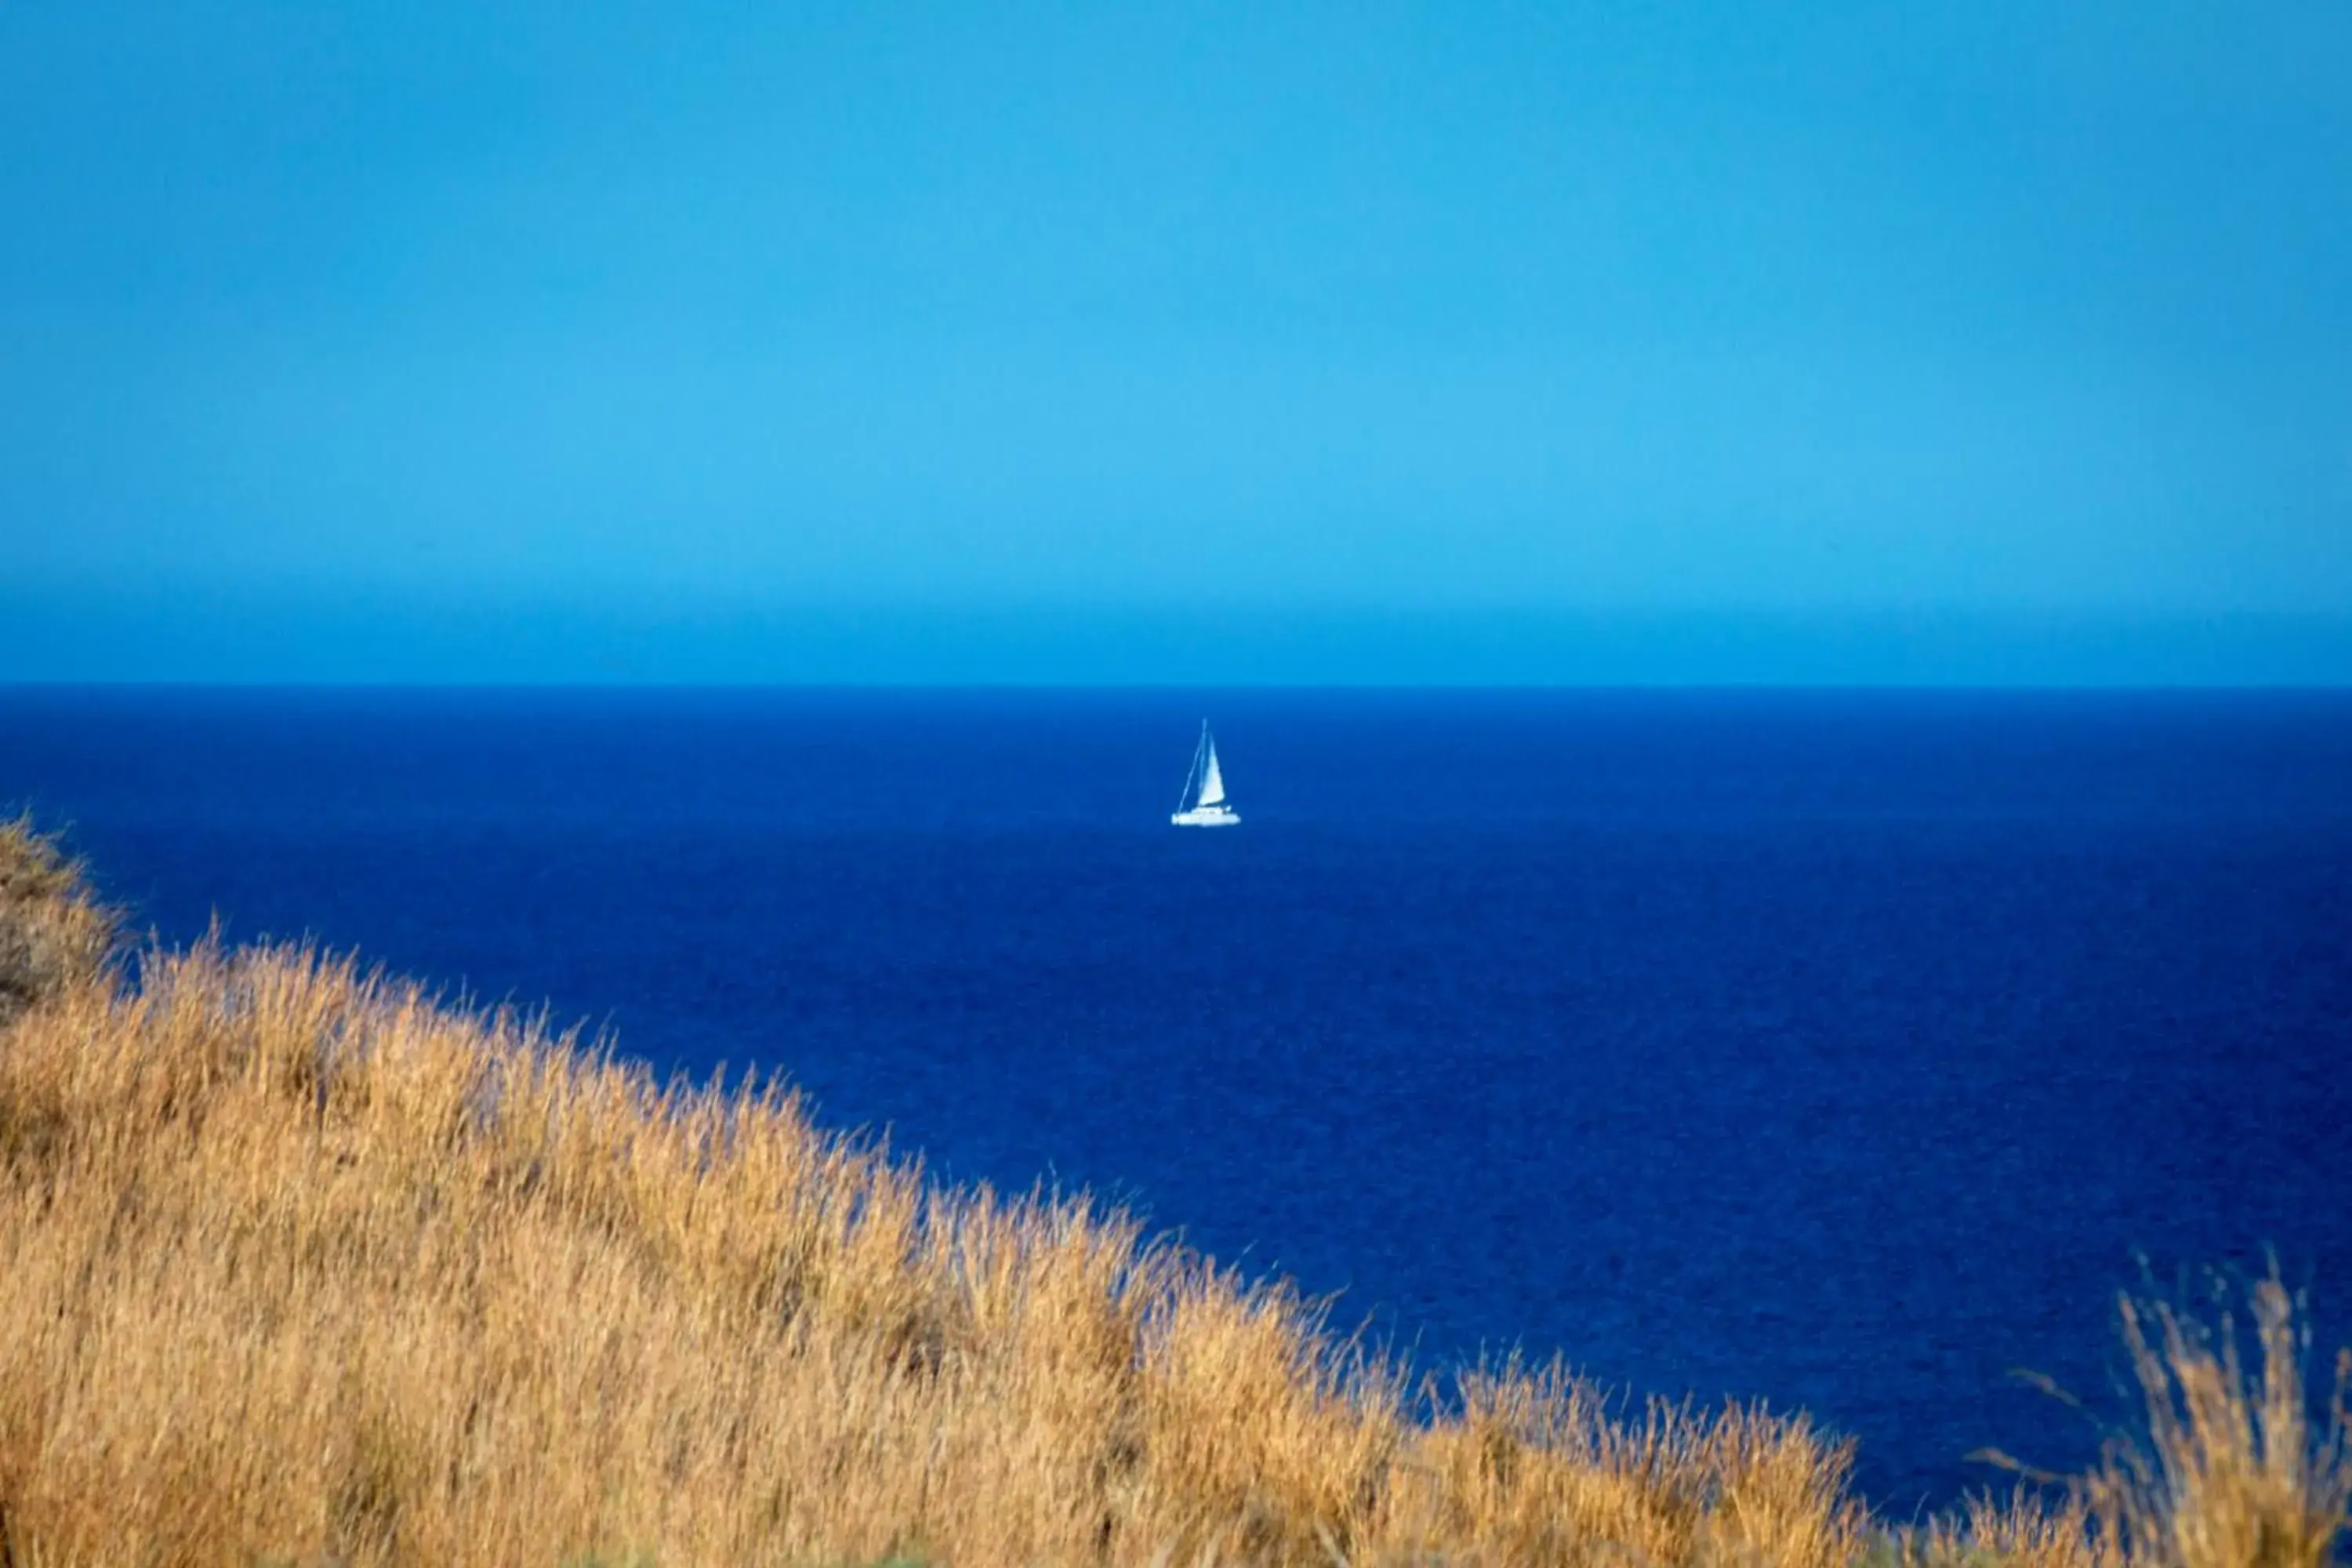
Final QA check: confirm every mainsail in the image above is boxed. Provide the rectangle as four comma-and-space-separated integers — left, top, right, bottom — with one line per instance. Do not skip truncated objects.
1196, 740, 1226, 808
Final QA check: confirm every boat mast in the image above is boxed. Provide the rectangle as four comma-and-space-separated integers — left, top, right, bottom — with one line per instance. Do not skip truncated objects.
1174, 720, 1208, 814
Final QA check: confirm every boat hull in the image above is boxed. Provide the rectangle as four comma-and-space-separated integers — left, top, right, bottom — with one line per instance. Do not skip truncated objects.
1170, 807, 1240, 827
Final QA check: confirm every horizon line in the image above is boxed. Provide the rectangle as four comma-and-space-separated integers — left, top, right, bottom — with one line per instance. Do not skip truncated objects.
9, 678, 2352, 695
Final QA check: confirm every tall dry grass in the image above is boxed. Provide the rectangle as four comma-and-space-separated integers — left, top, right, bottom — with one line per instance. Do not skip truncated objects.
0, 815, 116, 1025
1891, 1272, 2352, 1568
2079, 1278, 2352, 1568
0, 822, 2345, 1567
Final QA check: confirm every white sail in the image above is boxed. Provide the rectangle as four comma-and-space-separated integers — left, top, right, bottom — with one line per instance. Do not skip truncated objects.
1196, 742, 1226, 807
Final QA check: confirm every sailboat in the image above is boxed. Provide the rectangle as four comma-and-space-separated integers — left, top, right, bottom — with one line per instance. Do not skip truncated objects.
1170, 721, 1240, 827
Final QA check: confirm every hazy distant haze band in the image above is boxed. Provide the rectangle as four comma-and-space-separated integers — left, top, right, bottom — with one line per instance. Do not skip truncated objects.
5, 590, 2352, 685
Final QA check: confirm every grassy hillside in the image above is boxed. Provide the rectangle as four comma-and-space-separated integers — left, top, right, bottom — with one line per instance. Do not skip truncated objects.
0, 818, 2343, 1567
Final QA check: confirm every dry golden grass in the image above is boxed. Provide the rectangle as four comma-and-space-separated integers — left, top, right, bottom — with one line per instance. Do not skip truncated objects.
2078, 1279, 2352, 1568
1886, 1487, 2113, 1568
1886, 1272, 2352, 1568
0, 815, 117, 1025
0, 822, 2345, 1567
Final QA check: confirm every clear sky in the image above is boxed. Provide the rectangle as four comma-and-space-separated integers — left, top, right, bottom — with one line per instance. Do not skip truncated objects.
4, 2, 2349, 683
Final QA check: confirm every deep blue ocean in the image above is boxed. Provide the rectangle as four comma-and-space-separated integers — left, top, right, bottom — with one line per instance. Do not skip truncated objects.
5, 686, 2350, 1514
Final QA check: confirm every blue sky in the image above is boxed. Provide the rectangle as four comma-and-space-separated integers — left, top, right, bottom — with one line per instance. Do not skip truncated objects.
4, 2, 2349, 682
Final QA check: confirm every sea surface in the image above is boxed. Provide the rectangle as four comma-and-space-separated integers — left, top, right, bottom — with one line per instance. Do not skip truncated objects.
5, 686, 2350, 1513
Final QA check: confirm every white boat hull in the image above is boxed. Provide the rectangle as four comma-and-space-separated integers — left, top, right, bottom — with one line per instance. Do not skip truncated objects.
1170, 805, 1240, 827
